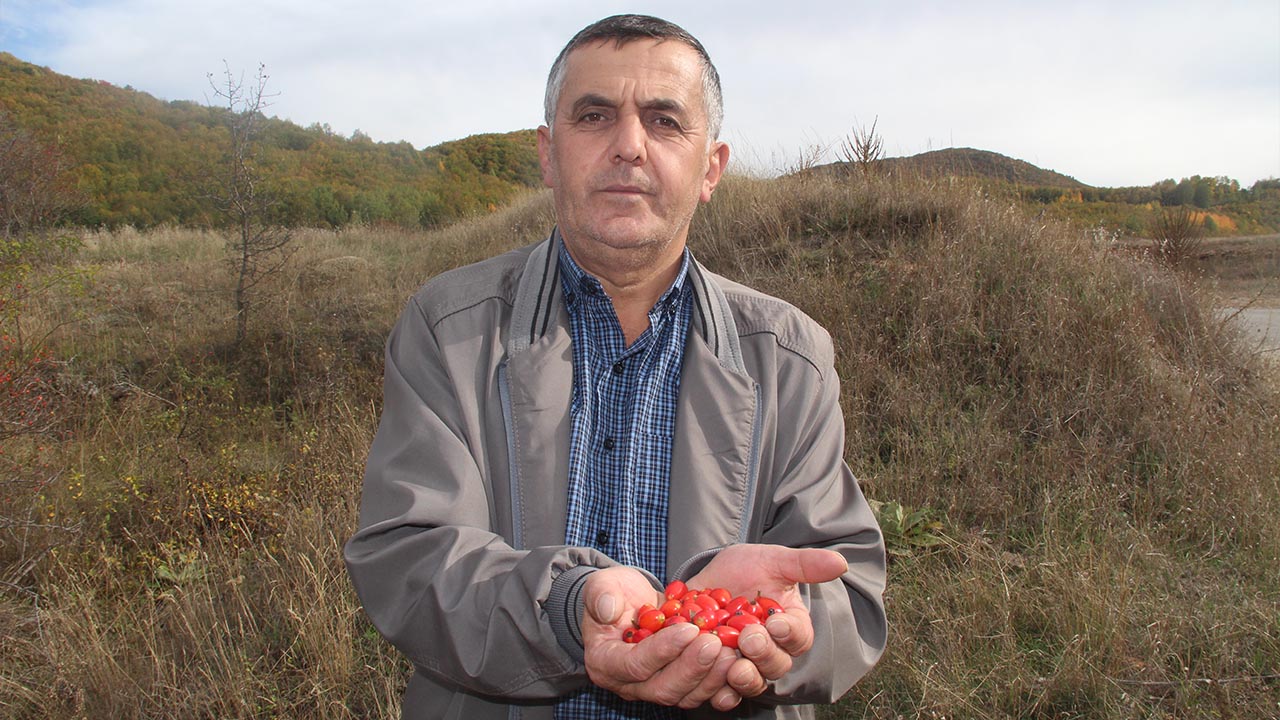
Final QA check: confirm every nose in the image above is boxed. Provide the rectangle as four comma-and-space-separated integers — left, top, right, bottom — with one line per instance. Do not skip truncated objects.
610, 113, 646, 165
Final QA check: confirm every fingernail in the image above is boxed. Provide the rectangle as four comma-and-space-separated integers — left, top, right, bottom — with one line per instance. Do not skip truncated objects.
732, 665, 755, 686
740, 632, 766, 655
698, 639, 718, 665
595, 594, 615, 622
673, 623, 700, 642
767, 617, 791, 639
714, 688, 741, 710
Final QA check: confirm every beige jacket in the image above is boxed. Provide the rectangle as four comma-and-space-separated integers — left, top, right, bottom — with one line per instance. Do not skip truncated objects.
344, 234, 887, 719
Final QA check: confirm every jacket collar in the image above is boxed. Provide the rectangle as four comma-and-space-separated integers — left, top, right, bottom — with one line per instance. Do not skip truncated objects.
508, 230, 749, 377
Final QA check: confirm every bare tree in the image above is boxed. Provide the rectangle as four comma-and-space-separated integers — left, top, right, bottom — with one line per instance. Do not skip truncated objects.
838, 117, 885, 176
206, 62, 294, 346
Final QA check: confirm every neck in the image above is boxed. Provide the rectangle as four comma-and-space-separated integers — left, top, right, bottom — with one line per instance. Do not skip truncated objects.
563, 236, 685, 346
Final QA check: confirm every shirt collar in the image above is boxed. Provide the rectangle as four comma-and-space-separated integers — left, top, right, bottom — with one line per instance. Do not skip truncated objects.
557, 236, 691, 313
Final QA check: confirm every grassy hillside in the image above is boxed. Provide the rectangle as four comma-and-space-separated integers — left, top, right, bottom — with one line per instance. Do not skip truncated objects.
841, 147, 1088, 189
0, 52, 540, 229
2, 169, 1278, 717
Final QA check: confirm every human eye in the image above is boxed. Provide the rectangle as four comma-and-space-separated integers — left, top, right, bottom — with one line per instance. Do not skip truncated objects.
650, 115, 684, 133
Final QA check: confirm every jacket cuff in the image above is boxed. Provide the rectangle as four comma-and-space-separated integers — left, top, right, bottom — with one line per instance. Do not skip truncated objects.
547, 565, 597, 662
671, 546, 723, 581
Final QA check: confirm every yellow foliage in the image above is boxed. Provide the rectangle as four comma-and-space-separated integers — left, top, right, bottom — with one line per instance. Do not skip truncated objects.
1189, 210, 1236, 232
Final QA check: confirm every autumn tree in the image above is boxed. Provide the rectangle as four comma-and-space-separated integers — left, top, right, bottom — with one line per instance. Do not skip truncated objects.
205, 62, 293, 346
0, 114, 76, 239
0, 112, 79, 432
0, 113, 82, 604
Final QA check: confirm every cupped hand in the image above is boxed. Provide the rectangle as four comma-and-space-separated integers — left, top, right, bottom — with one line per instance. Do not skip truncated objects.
686, 544, 848, 696
580, 566, 736, 709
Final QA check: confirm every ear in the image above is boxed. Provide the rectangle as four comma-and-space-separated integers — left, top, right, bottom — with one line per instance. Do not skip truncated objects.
700, 140, 730, 203
537, 125, 557, 189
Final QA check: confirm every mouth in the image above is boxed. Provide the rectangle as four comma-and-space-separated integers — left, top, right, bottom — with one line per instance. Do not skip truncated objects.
600, 184, 649, 195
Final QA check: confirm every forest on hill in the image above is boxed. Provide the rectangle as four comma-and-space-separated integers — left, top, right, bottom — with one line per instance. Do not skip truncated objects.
0, 52, 540, 229
2, 50, 1277, 239
824, 147, 1280, 237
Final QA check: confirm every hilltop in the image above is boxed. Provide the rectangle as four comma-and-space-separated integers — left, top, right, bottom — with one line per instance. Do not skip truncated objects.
831, 147, 1088, 189
818, 145, 1279, 236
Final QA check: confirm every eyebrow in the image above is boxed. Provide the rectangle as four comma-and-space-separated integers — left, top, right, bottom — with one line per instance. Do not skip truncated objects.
566, 93, 688, 119
568, 93, 616, 118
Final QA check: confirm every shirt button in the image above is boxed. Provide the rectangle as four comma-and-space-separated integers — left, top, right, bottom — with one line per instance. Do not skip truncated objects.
602, 437, 615, 451
612, 361, 624, 375
595, 530, 609, 547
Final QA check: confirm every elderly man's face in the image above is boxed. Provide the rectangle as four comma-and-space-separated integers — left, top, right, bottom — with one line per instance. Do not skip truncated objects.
538, 39, 729, 270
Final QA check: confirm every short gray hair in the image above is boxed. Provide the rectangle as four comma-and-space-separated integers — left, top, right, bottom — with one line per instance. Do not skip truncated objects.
543, 14, 723, 140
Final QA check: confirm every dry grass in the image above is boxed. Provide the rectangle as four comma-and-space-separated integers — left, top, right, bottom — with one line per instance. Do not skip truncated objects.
3, 174, 1278, 718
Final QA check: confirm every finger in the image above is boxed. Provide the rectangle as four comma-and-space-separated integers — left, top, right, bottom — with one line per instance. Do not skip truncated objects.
581, 570, 659, 626
736, 625, 793, 680
711, 685, 742, 712
586, 590, 621, 625
634, 631, 725, 706
677, 645, 737, 709
773, 547, 848, 586
587, 622, 699, 686
765, 608, 814, 657
727, 656, 769, 697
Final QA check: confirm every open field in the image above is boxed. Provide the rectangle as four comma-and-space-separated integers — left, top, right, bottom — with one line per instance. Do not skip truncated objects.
3, 175, 1279, 718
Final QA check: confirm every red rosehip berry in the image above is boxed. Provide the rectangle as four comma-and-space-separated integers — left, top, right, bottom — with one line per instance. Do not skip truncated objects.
664, 580, 688, 601
637, 609, 666, 633
712, 625, 740, 649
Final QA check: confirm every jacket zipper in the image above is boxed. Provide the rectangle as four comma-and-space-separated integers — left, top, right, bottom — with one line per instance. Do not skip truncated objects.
497, 361, 524, 551
738, 382, 764, 543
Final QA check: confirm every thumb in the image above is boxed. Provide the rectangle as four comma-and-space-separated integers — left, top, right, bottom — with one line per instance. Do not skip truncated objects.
778, 548, 848, 585
583, 576, 620, 625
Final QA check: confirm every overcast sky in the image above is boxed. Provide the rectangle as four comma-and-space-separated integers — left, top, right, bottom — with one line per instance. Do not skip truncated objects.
1, 0, 1277, 188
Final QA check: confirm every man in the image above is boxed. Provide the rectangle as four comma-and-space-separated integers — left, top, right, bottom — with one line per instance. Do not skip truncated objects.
345, 14, 886, 719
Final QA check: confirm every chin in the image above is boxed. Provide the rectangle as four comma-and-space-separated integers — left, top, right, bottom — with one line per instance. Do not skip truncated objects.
584, 219, 668, 250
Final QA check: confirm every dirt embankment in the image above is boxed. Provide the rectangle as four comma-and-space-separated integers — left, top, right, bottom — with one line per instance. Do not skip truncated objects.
1192, 234, 1280, 358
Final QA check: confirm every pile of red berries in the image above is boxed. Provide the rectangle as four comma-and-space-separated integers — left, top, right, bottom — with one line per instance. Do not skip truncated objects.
622, 580, 784, 649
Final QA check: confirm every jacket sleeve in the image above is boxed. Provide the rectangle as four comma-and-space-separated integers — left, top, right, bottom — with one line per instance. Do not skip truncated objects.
759, 341, 888, 704
343, 297, 612, 699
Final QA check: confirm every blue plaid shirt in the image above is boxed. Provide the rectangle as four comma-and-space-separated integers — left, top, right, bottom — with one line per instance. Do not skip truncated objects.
554, 241, 692, 720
